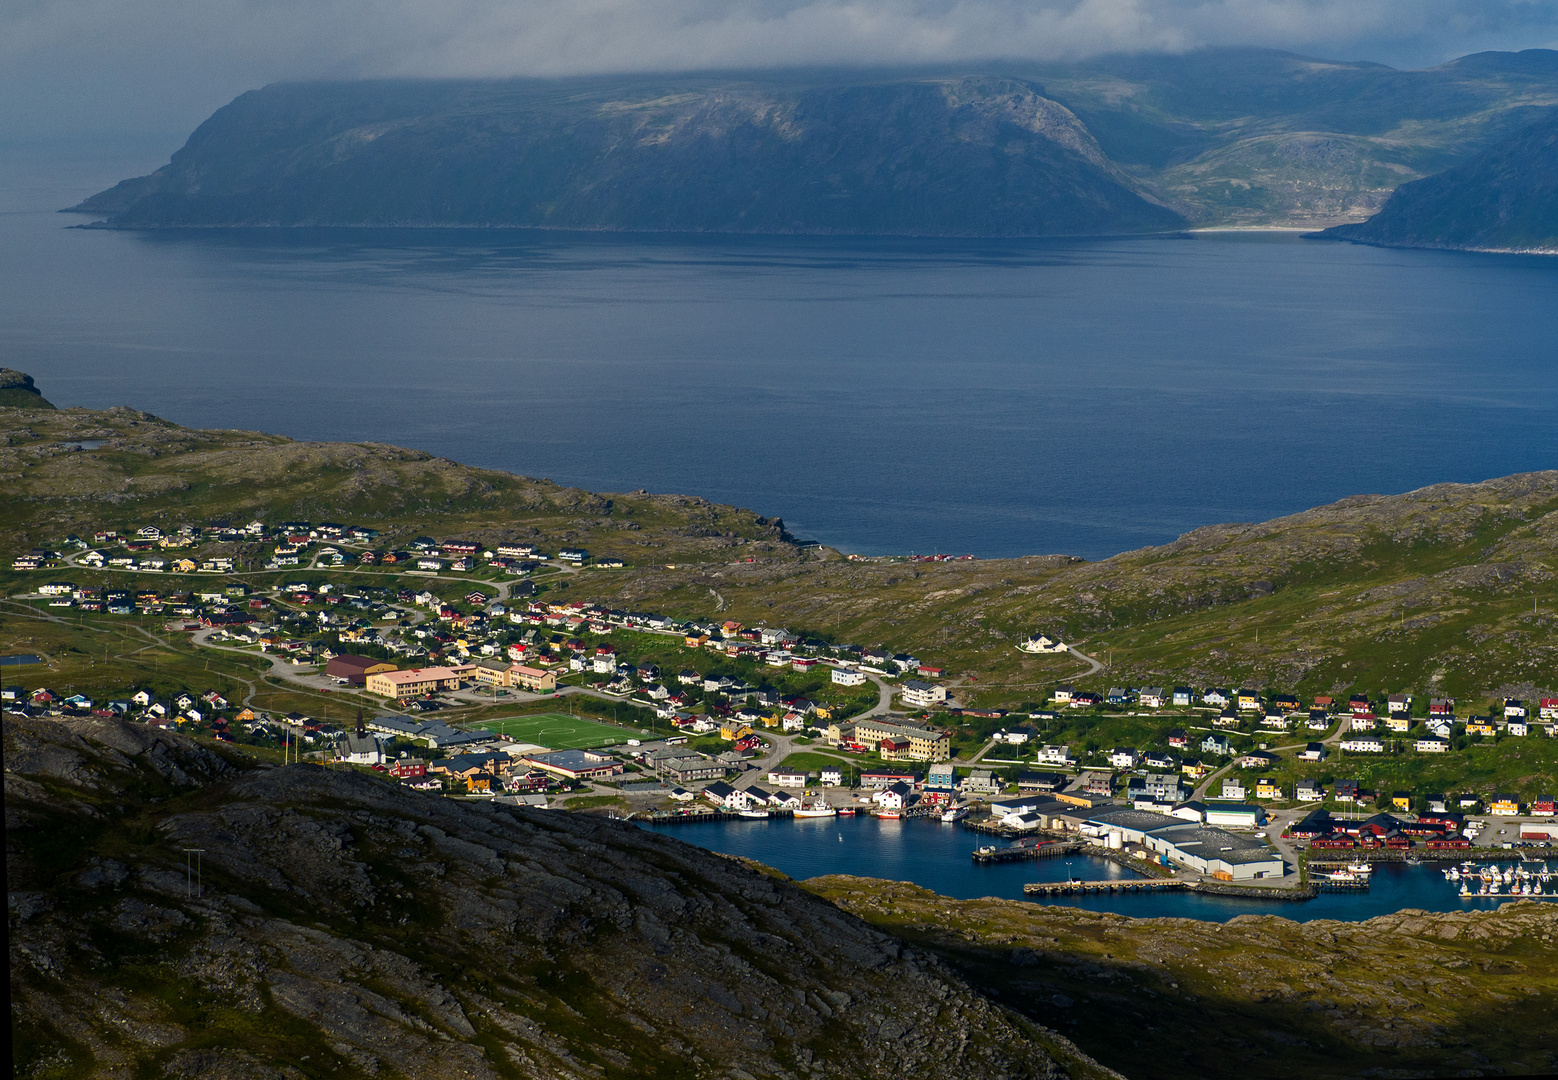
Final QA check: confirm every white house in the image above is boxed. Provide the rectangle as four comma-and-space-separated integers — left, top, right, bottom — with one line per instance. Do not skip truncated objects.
767, 770, 808, 788
820, 766, 843, 786
873, 782, 914, 809
831, 668, 866, 686
1035, 744, 1072, 767
1020, 634, 1068, 654
1415, 736, 1450, 753
899, 680, 947, 708
1139, 687, 1166, 709
1340, 735, 1386, 753
1109, 747, 1140, 769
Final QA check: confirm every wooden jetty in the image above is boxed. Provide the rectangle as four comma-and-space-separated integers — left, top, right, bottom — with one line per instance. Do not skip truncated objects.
973, 841, 1081, 865
1024, 878, 1185, 896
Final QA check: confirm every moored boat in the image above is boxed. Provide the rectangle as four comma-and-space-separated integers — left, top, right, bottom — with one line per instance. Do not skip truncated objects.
941, 805, 970, 822
794, 801, 836, 818
737, 809, 770, 819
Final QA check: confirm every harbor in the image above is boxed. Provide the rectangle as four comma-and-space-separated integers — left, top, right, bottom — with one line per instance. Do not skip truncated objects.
635, 812, 1558, 923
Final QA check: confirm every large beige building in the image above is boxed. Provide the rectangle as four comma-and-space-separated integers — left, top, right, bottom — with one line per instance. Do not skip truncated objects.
470, 662, 558, 693
830, 717, 949, 760
366, 666, 471, 698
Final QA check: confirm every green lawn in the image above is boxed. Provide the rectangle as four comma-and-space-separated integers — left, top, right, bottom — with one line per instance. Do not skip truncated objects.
469, 712, 650, 750
777, 751, 853, 772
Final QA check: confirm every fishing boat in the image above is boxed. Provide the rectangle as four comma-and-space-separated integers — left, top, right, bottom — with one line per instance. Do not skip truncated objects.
737, 809, 770, 819
836, 807, 856, 816
940, 805, 970, 822
794, 801, 836, 818
877, 809, 902, 819
1325, 869, 1362, 884
1346, 861, 1373, 875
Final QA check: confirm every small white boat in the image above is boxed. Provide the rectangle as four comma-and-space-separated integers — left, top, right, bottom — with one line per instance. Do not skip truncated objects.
1346, 861, 1373, 875
1459, 882, 1470, 896
737, 809, 770, 819
941, 805, 971, 822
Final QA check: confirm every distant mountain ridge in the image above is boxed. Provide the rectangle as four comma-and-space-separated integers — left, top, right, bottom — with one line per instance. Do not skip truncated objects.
71, 48, 1558, 236
1317, 109, 1558, 251
73, 75, 1183, 236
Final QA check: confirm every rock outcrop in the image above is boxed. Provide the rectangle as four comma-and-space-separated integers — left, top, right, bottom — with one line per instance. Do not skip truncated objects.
7, 716, 1104, 1080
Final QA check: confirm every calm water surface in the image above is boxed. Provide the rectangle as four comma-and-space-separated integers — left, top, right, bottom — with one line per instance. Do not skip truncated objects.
641, 815, 1548, 922
4, 143, 1558, 559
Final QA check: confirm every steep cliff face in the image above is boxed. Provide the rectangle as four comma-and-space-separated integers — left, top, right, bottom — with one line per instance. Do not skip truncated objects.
6, 716, 1107, 1080
69, 75, 1183, 236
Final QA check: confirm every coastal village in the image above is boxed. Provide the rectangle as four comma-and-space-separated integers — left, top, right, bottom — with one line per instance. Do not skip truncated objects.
7, 514, 1558, 901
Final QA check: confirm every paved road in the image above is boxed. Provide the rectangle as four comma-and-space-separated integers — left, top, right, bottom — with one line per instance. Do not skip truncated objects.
1067, 646, 1104, 677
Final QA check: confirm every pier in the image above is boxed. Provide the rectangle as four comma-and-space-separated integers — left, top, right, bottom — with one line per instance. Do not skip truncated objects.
973, 841, 1082, 864
1025, 878, 1185, 896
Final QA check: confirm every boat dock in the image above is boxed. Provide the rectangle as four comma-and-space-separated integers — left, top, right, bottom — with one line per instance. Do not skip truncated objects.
1024, 878, 1185, 896
973, 841, 1082, 864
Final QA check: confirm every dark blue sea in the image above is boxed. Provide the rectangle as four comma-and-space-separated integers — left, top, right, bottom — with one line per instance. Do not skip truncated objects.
642, 814, 1544, 922
4, 140, 1558, 560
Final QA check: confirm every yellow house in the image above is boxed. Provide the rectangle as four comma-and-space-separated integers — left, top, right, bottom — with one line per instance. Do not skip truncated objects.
813, 705, 832, 721
720, 722, 753, 741
1491, 795, 1521, 815
1467, 718, 1497, 736
684, 633, 709, 647
1255, 778, 1282, 800
1386, 715, 1411, 732
1391, 792, 1412, 811
1237, 692, 1261, 711
172, 558, 198, 573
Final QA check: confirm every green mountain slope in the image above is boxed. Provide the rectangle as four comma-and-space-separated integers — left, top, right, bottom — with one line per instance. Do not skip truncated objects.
71, 75, 1182, 236
1316, 110, 1558, 250
7, 715, 1106, 1080
1029, 47, 1558, 226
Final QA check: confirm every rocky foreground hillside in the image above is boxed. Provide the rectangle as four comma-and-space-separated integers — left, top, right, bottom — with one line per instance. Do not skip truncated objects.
6, 716, 1109, 1080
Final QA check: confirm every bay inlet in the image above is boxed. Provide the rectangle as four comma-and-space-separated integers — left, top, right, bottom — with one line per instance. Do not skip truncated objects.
640, 814, 1549, 922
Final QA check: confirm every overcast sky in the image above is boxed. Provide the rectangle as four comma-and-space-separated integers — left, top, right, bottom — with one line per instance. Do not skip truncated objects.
5, 0, 1558, 142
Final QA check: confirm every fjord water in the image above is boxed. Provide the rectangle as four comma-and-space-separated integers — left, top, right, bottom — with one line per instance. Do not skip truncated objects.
4, 144, 1558, 560
641, 815, 1533, 923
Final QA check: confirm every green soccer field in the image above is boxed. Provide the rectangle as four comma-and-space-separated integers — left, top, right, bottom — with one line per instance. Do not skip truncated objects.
469, 712, 650, 750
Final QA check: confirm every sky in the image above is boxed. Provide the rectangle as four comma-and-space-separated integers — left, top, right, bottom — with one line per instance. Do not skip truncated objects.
4, 0, 1558, 142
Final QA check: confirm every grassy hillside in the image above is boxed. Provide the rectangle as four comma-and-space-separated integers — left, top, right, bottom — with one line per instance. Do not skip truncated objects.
804, 876, 1558, 1080
0, 404, 796, 567
4, 402, 1553, 707
568, 472, 1558, 702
